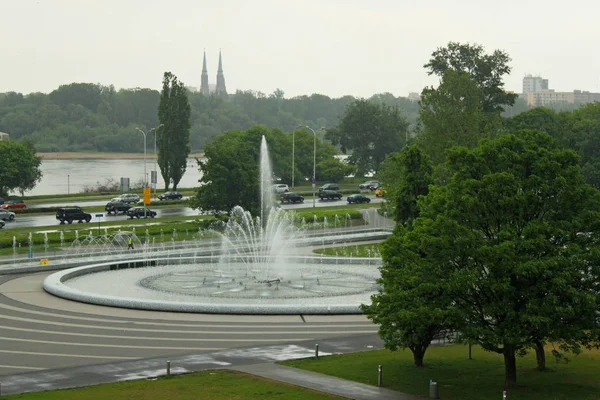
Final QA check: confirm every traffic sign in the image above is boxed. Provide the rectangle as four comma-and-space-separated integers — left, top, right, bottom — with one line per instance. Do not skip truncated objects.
95, 213, 104, 218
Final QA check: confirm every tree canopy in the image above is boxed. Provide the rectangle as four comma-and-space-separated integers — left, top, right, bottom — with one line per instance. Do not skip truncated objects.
326, 99, 409, 175
191, 125, 345, 215
424, 41, 517, 114
364, 129, 600, 387
157, 72, 191, 190
0, 139, 43, 197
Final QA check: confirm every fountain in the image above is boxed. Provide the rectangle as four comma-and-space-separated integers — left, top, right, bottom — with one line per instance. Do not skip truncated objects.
43, 136, 388, 314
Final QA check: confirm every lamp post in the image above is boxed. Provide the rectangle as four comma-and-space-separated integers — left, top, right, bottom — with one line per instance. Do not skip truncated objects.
305, 126, 318, 208
152, 124, 164, 198
292, 124, 303, 189
135, 127, 148, 187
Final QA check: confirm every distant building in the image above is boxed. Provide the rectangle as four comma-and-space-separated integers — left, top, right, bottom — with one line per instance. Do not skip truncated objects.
0, 132, 9, 141
522, 75, 548, 94
200, 50, 227, 96
522, 74, 600, 107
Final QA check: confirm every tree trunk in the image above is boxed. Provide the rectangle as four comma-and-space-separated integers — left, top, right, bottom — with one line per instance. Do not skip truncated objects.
503, 346, 517, 388
534, 340, 546, 371
411, 345, 426, 367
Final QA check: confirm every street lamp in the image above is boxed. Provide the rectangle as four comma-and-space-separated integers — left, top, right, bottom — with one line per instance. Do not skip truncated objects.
136, 124, 163, 218
292, 124, 303, 189
152, 124, 164, 197
135, 127, 148, 188
305, 126, 326, 208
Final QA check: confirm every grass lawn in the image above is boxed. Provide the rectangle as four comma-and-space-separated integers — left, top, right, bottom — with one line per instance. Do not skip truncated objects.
313, 243, 382, 257
3, 370, 343, 400
280, 344, 600, 400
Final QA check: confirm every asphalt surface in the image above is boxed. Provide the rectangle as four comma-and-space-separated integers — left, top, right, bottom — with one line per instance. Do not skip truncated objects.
0, 271, 391, 397
2, 194, 384, 230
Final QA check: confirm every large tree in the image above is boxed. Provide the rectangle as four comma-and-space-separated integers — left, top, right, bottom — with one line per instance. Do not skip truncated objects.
377, 144, 433, 224
362, 223, 454, 367
157, 72, 191, 190
192, 126, 343, 215
424, 41, 517, 114
326, 99, 409, 176
366, 130, 600, 388
0, 139, 43, 197
417, 70, 488, 164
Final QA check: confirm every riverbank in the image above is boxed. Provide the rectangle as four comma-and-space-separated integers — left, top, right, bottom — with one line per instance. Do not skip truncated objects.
37, 152, 205, 159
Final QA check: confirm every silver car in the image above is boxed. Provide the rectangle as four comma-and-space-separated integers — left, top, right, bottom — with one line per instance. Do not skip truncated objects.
0, 209, 15, 221
111, 193, 141, 204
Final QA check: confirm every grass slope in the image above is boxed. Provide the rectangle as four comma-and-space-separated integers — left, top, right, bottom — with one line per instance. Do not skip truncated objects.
281, 345, 600, 400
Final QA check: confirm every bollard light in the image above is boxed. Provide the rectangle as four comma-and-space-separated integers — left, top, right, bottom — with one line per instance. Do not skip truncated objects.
429, 381, 439, 399
315, 344, 319, 359
377, 365, 383, 387
503, 390, 508, 399
166, 360, 171, 377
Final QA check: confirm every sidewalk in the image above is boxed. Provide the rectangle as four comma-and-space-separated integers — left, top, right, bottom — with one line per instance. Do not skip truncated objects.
0, 334, 425, 399
233, 363, 425, 400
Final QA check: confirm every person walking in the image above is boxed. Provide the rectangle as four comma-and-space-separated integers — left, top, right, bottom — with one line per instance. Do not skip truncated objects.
127, 236, 134, 250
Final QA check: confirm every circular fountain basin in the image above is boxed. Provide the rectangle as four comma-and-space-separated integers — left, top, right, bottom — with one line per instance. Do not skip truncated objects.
43, 256, 381, 315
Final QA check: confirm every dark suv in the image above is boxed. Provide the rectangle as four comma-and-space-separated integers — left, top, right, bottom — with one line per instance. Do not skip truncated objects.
158, 191, 183, 200
56, 207, 92, 224
281, 192, 304, 203
318, 183, 340, 193
318, 190, 343, 200
105, 201, 131, 215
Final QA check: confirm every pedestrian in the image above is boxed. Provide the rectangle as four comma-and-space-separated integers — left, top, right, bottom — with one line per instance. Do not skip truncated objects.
127, 236, 134, 250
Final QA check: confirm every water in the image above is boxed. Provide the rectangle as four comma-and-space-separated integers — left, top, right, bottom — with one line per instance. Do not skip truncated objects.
27, 157, 204, 196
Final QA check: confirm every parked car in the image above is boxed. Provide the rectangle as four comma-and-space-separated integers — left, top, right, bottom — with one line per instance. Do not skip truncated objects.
1, 200, 27, 209
0, 220, 5, 229
0, 210, 16, 221
281, 192, 304, 203
375, 187, 387, 197
318, 183, 340, 192
111, 193, 141, 204
158, 191, 183, 200
318, 190, 343, 200
359, 180, 379, 190
56, 207, 92, 224
127, 207, 157, 219
271, 184, 289, 194
105, 201, 131, 215
347, 194, 371, 204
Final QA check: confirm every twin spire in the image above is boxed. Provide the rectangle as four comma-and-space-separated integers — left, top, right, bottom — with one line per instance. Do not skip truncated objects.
200, 50, 227, 96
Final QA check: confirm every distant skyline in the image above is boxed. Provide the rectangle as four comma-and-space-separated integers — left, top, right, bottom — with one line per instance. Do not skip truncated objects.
1, 0, 599, 99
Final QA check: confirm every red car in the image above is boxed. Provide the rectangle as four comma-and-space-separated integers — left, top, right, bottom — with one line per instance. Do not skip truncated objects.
1, 200, 27, 209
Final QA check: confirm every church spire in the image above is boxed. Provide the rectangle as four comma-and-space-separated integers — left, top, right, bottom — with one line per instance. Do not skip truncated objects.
200, 49, 209, 96
215, 50, 227, 96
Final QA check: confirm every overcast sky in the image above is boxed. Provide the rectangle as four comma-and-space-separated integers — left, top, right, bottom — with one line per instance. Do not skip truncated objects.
1, 0, 599, 99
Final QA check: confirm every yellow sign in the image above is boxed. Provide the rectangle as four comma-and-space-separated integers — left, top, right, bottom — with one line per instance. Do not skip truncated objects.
40, 258, 49, 265
143, 187, 151, 204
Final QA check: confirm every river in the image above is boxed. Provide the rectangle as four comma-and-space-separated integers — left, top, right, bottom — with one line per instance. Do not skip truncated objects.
28, 158, 203, 196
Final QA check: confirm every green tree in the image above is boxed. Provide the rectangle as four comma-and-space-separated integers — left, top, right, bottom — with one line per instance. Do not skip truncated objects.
424, 41, 517, 114
361, 223, 454, 367
0, 139, 43, 196
378, 144, 433, 224
417, 70, 487, 164
326, 99, 409, 176
157, 72, 191, 190
192, 126, 272, 215
398, 130, 600, 387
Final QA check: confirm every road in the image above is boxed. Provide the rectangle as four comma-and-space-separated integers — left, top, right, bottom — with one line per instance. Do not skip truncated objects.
2, 195, 384, 230
0, 271, 381, 391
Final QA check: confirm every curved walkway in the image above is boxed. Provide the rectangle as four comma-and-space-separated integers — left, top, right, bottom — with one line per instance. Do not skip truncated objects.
0, 271, 418, 398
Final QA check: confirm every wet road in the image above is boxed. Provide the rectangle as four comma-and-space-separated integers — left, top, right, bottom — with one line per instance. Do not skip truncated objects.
2, 196, 384, 230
